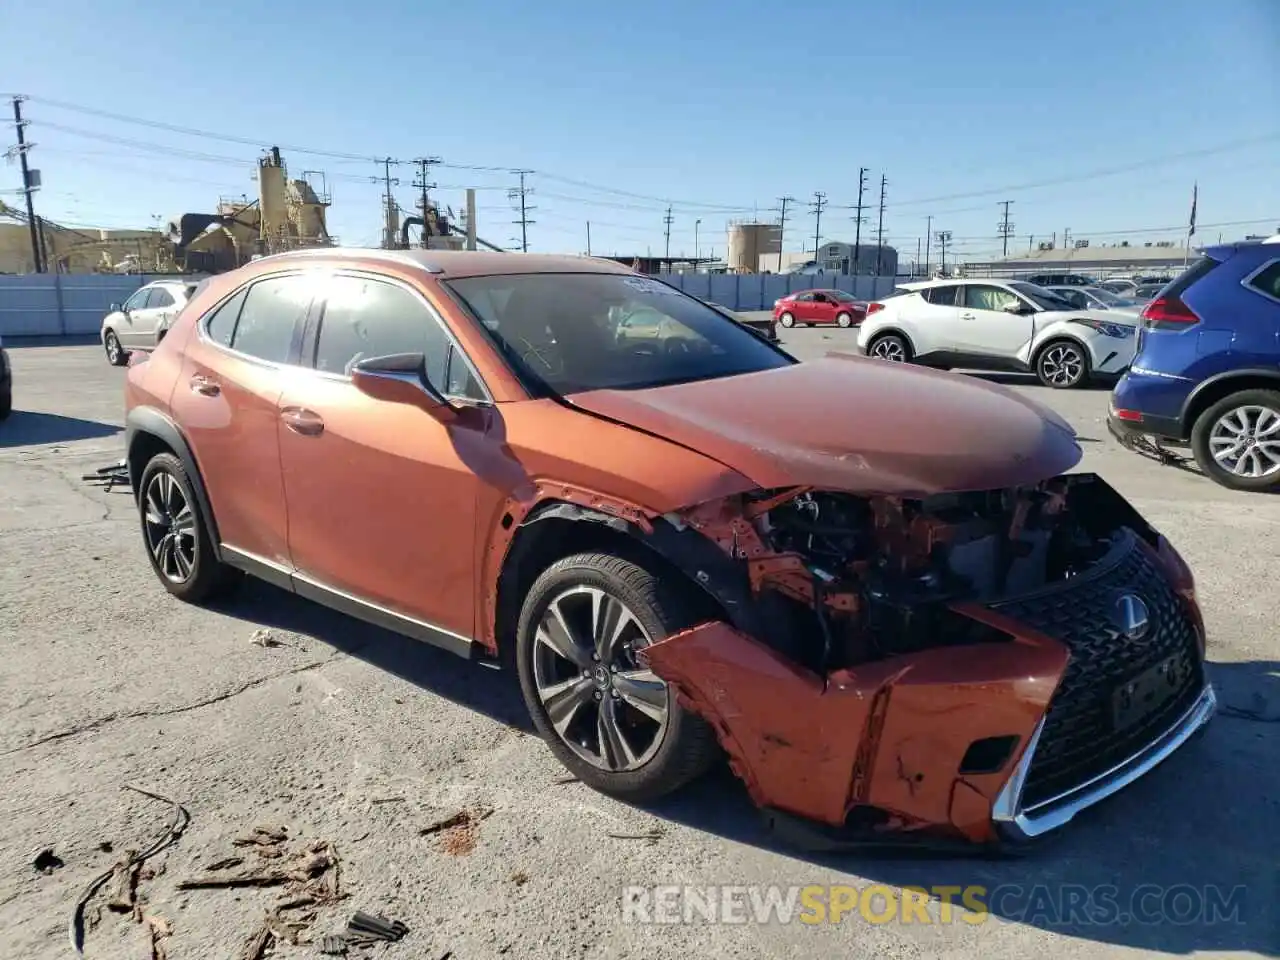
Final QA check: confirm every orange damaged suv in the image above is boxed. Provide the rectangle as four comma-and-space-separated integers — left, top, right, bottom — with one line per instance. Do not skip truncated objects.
124, 249, 1215, 850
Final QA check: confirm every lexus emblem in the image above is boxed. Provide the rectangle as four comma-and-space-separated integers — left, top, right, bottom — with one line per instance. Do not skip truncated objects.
1113, 594, 1151, 641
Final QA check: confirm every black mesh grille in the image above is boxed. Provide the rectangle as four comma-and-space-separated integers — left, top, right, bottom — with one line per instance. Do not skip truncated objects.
990, 531, 1203, 810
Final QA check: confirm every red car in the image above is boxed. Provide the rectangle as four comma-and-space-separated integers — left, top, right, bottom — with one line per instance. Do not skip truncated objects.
773, 289, 868, 328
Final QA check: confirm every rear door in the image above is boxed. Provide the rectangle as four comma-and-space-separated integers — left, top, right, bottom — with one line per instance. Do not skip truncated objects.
170, 271, 314, 569
903, 284, 964, 354
791, 292, 818, 322
957, 284, 1035, 359
143, 286, 179, 344
117, 287, 155, 347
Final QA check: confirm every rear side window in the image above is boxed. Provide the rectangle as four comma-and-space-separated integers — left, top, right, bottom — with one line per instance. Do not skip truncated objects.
1245, 260, 1280, 302
313, 275, 459, 393
1163, 256, 1218, 298
150, 288, 175, 309
203, 288, 247, 347
229, 275, 311, 364
923, 285, 959, 305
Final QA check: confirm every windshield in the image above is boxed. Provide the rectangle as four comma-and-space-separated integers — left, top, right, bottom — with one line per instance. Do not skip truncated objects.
444, 272, 795, 395
1008, 282, 1078, 311
1082, 286, 1131, 306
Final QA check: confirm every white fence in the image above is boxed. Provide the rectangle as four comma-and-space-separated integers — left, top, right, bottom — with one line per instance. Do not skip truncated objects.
0, 270, 904, 339
0, 274, 197, 337
658, 272, 899, 311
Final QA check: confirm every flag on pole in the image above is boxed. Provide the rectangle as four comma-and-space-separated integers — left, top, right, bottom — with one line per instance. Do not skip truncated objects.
1188, 182, 1198, 237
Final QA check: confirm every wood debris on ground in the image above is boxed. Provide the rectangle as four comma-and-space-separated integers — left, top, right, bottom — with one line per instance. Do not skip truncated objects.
420, 806, 494, 857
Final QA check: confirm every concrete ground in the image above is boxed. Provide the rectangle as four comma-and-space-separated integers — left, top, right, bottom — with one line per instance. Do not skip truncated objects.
1, 333, 1276, 960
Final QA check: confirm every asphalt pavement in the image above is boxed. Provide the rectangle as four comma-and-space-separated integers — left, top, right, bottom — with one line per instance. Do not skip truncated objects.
0, 335, 1276, 960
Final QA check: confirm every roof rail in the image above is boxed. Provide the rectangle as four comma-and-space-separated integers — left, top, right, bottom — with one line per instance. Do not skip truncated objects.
247, 247, 444, 273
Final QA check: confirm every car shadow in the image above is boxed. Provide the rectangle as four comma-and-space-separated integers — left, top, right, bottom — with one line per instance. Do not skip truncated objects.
963, 371, 1114, 391
204, 575, 1280, 952
0, 411, 122, 448
2, 334, 102, 348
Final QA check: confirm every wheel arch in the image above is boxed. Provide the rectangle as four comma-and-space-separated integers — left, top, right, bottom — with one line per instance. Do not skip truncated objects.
125, 406, 223, 559
1180, 369, 1280, 433
491, 501, 756, 664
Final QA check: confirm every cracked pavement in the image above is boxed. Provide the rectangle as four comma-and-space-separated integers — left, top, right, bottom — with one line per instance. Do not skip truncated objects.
1, 338, 1276, 959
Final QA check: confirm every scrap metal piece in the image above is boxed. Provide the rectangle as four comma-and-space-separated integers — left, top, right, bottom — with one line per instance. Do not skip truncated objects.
346, 910, 409, 941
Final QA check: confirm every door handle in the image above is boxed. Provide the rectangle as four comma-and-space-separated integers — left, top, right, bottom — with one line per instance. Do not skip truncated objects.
961, 312, 976, 320
281, 406, 325, 436
190, 374, 221, 396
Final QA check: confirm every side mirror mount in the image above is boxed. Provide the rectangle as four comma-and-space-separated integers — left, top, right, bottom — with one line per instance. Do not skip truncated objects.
109, 302, 122, 314
1003, 301, 1033, 315
350, 352, 454, 418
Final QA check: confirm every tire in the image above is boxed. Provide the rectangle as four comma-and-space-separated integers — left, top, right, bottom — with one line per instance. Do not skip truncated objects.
868, 333, 911, 363
836, 312, 853, 328
515, 551, 720, 803
779, 312, 795, 328
0, 386, 10, 421
1190, 388, 1280, 493
137, 452, 242, 603
1035, 339, 1090, 389
104, 330, 128, 367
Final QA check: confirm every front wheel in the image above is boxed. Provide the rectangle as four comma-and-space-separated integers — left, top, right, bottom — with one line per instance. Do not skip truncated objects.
1190, 389, 1280, 492
1035, 340, 1090, 388
138, 453, 242, 602
778, 312, 795, 328
515, 551, 719, 803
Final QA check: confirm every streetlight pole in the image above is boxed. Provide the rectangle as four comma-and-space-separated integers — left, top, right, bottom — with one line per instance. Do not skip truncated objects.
695, 219, 701, 265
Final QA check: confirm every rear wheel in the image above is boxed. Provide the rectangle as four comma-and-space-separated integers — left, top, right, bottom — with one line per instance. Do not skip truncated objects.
138, 453, 242, 602
515, 551, 719, 802
1190, 389, 1280, 492
868, 333, 911, 363
1035, 339, 1090, 388
836, 312, 853, 328
104, 331, 128, 367
0, 385, 10, 420
779, 312, 795, 328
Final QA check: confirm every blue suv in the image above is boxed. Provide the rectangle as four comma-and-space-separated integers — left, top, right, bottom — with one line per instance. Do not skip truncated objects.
1108, 235, 1280, 492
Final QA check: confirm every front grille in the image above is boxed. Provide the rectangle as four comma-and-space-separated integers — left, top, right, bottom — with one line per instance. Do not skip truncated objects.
990, 531, 1203, 810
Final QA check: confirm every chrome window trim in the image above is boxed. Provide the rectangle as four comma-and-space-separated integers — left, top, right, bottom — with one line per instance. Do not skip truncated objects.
302, 268, 494, 405
1240, 257, 1280, 307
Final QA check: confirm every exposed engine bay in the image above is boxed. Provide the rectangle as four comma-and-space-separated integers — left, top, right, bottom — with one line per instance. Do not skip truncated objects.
675, 473, 1156, 674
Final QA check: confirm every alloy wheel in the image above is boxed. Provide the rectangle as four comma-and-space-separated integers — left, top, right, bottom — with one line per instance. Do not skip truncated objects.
105, 333, 122, 365
1208, 405, 1280, 479
531, 586, 669, 772
1040, 344, 1084, 386
143, 471, 197, 582
871, 337, 906, 362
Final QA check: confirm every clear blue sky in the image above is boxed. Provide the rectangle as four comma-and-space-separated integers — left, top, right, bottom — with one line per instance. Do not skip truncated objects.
4, 0, 1278, 262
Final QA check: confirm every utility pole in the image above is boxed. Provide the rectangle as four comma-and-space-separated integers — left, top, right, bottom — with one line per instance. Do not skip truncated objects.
936, 230, 952, 277
809, 191, 827, 263
997, 200, 1015, 258
9, 97, 44, 273
776, 195, 795, 272
662, 206, 674, 264
694, 218, 701, 264
508, 170, 535, 252
874, 174, 887, 276
915, 237, 921, 279
412, 156, 441, 244
852, 167, 868, 275
586, 221, 592, 256
375, 158, 401, 249
1063, 227, 1071, 251
924, 215, 933, 276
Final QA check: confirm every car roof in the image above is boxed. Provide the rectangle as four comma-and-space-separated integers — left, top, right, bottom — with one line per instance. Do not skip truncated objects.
896, 278, 996, 290
248, 248, 636, 279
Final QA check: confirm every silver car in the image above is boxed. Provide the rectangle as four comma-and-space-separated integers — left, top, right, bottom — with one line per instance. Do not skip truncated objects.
100, 279, 200, 366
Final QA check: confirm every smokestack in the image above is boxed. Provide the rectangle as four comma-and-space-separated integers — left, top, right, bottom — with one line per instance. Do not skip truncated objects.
466, 189, 477, 251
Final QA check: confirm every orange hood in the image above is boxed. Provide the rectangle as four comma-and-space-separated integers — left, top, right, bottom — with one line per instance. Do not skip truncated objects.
567, 354, 1082, 498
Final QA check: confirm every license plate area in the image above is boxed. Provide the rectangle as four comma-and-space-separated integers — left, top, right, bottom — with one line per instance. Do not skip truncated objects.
1112, 655, 1185, 732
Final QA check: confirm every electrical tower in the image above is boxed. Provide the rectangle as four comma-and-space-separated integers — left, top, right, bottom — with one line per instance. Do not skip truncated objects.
851, 168, 868, 276
7, 97, 44, 273
775, 195, 795, 272
508, 170, 536, 252
935, 230, 953, 277
997, 200, 1016, 258
874, 174, 887, 276
809, 191, 827, 262
413, 156, 441, 244
663, 206, 674, 262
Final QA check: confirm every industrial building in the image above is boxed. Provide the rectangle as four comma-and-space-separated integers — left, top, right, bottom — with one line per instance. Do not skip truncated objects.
963, 240, 1196, 279
765, 241, 900, 277
0, 205, 167, 274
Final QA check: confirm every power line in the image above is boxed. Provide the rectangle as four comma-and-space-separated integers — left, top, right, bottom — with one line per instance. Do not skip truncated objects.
852, 168, 867, 276
809, 191, 827, 261
997, 200, 1016, 257
509, 170, 535, 252
775, 195, 795, 272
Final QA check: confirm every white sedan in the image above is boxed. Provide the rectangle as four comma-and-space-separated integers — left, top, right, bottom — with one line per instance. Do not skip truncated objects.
855, 278, 1137, 388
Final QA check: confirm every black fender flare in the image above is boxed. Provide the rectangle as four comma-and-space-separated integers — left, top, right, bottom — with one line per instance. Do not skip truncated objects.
1179, 368, 1280, 428
125, 406, 223, 559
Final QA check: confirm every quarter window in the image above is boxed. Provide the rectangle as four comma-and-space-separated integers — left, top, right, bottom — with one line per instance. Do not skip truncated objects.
229, 275, 311, 364
204, 288, 247, 348
1246, 261, 1280, 302
314, 275, 480, 398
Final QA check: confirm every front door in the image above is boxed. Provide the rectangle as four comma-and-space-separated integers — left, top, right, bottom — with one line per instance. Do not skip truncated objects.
170, 272, 314, 568
809, 292, 839, 324
957, 284, 1036, 361
276, 271, 488, 641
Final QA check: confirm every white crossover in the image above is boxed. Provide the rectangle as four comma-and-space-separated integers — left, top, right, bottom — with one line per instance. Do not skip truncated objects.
855, 278, 1138, 389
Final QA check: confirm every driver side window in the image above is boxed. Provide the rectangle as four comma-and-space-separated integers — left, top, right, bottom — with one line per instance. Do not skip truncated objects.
964, 285, 1022, 313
